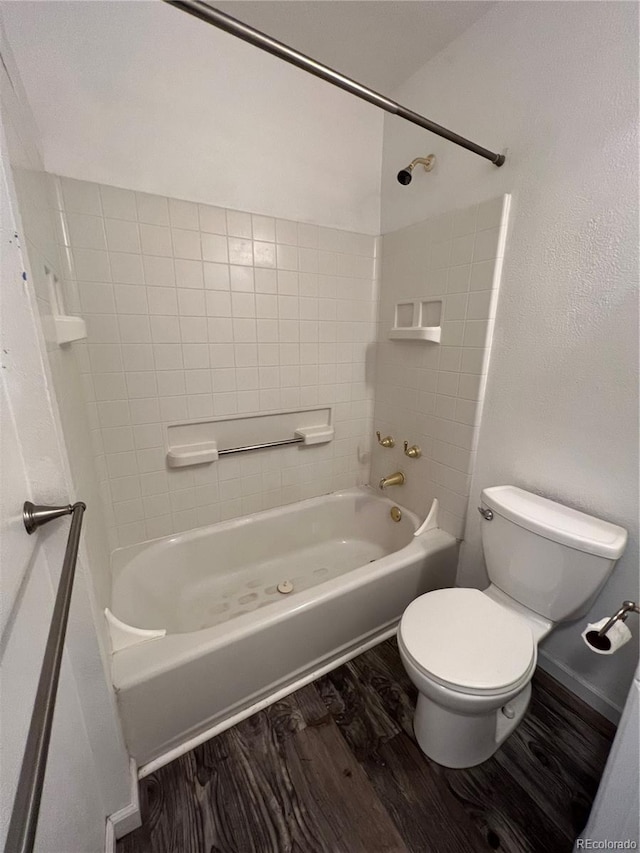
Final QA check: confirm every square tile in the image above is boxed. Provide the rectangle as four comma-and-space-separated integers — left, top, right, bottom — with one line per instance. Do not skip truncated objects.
203, 262, 230, 290
185, 369, 212, 395
182, 344, 210, 369
140, 224, 172, 256
147, 287, 178, 315
151, 315, 180, 343
277, 244, 298, 271
175, 259, 204, 289
169, 198, 199, 230
233, 319, 257, 342
463, 319, 492, 348
226, 210, 252, 238
136, 192, 170, 226
253, 241, 276, 268
126, 371, 158, 399
61, 177, 102, 215
73, 248, 111, 282
153, 343, 184, 370
466, 290, 495, 320
105, 218, 140, 253
228, 237, 253, 266
172, 228, 201, 260
473, 227, 503, 262
79, 282, 115, 314
230, 266, 254, 292
202, 233, 228, 263
66, 213, 106, 250
178, 289, 206, 316
122, 344, 154, 372
180, 317, 208, 342
450, 233, 475, 267
232, 292, 256, 318
255, 268, 277, 293
199, 204, 227, 234
143, 254, 175, 287
115, 285, 148, 314
100, 185, 137, 221
252, 215, 275, 242
119, 315, 151, 343
157, 370, 186, 396
110, 252, 144, 284
276, 219, 298, 245
206, 290, 232, 317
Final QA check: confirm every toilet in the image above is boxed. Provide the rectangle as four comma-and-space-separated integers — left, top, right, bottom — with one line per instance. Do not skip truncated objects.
398, 485, 627, 769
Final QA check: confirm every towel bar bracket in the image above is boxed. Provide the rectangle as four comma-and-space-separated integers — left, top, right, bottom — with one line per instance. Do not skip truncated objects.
23, 501, 85, 534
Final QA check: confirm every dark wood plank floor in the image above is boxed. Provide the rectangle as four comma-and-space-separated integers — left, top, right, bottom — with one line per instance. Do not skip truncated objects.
118, 638, 615, 853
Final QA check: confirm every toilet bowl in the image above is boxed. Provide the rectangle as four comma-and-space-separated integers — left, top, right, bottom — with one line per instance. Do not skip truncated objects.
398, 486, 627, 768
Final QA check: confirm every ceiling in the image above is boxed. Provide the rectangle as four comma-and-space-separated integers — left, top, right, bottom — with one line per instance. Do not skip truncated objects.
214, 1, 495, 92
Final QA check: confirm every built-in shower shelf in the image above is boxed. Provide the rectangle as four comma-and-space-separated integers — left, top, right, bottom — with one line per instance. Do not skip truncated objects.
389, 326, 441, 342
44, 266, 87, 345
53, 315, 87, 345
389, 298, 442, 343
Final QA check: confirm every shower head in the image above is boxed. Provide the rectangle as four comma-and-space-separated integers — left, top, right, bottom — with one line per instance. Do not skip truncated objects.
396, 154, 435, 186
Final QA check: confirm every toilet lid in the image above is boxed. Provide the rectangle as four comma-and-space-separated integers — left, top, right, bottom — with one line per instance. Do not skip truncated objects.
399, 588, 535, 693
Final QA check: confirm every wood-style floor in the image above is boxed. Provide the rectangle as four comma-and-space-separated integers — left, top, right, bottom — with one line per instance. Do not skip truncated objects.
118, 639, 615, 853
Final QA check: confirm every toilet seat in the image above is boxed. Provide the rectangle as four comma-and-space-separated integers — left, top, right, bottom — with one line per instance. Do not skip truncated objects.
399, 588, 536, 696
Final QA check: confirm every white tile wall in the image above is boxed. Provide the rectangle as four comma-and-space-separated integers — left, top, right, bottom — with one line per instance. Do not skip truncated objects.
11, 167, 114, 612
371, 195, 510, 538
53, 177, 378, 548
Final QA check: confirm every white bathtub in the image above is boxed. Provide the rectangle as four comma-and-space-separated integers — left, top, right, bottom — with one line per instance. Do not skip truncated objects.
109, 487, 458, 773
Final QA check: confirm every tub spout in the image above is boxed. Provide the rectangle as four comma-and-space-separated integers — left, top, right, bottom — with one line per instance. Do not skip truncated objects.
379, 471, 405, 490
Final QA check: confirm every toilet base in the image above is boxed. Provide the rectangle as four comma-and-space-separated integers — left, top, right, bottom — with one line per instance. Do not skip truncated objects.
413, 683, 531, 768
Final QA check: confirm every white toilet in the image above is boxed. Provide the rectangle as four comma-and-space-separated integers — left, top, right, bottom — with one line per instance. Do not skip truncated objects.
398, 485, 627, 769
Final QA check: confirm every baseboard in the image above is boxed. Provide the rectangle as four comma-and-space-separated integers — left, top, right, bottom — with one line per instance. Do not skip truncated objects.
105, 758, 141, 851
537, 650, 622, 725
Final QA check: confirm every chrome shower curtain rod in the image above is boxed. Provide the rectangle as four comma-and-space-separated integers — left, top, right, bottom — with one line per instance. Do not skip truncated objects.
163, 0, 505, 166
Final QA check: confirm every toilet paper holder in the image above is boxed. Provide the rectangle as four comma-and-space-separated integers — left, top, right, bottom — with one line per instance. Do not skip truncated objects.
597, 600, 639, 637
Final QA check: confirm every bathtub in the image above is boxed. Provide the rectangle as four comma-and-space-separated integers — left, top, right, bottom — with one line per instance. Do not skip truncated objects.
109, 486, 458, 773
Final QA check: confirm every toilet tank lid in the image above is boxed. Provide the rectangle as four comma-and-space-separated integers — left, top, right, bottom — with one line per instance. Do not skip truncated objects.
481, 486, 627, 560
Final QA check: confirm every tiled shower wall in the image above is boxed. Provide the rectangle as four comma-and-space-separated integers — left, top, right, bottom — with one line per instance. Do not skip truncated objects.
10, 166, 114, 613
52, 177, 378, 548
371, 195, 510, 538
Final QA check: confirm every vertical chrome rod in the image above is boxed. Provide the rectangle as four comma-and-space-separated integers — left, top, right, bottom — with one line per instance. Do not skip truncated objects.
163, 0, 505, 166
5, 502, 86, 853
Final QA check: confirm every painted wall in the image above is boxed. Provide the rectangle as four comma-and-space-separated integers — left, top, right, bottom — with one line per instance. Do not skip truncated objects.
372, 195, 509, 539
381, 1, 639, 716
52, 175, 377, 549
0, 25, 132, 847
0, 0, 383, 234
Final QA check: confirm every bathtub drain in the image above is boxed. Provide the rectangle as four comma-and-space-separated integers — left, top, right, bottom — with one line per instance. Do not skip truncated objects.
277, 580, 294, 594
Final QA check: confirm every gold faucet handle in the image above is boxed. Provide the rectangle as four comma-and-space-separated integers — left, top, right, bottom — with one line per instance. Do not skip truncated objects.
376, 431, 395, 448
404, 441, 422, 459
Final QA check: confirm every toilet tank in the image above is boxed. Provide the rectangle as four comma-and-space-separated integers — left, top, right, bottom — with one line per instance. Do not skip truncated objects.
480, 486, 627, 623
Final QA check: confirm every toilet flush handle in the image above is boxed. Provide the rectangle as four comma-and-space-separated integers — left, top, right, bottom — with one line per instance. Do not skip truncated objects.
478, 507, 493, 521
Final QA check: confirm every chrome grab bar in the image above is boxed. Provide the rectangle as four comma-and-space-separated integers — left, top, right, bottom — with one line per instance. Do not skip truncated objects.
5, 501, 86, 853
218, 436, 304, 456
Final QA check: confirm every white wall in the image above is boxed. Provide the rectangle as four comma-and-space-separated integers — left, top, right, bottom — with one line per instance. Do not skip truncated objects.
51, 174, 377, 549
0, 24, 133, 848
382, 1, 638, 716
372, 195, 509, 539
0, 0, 383, 234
